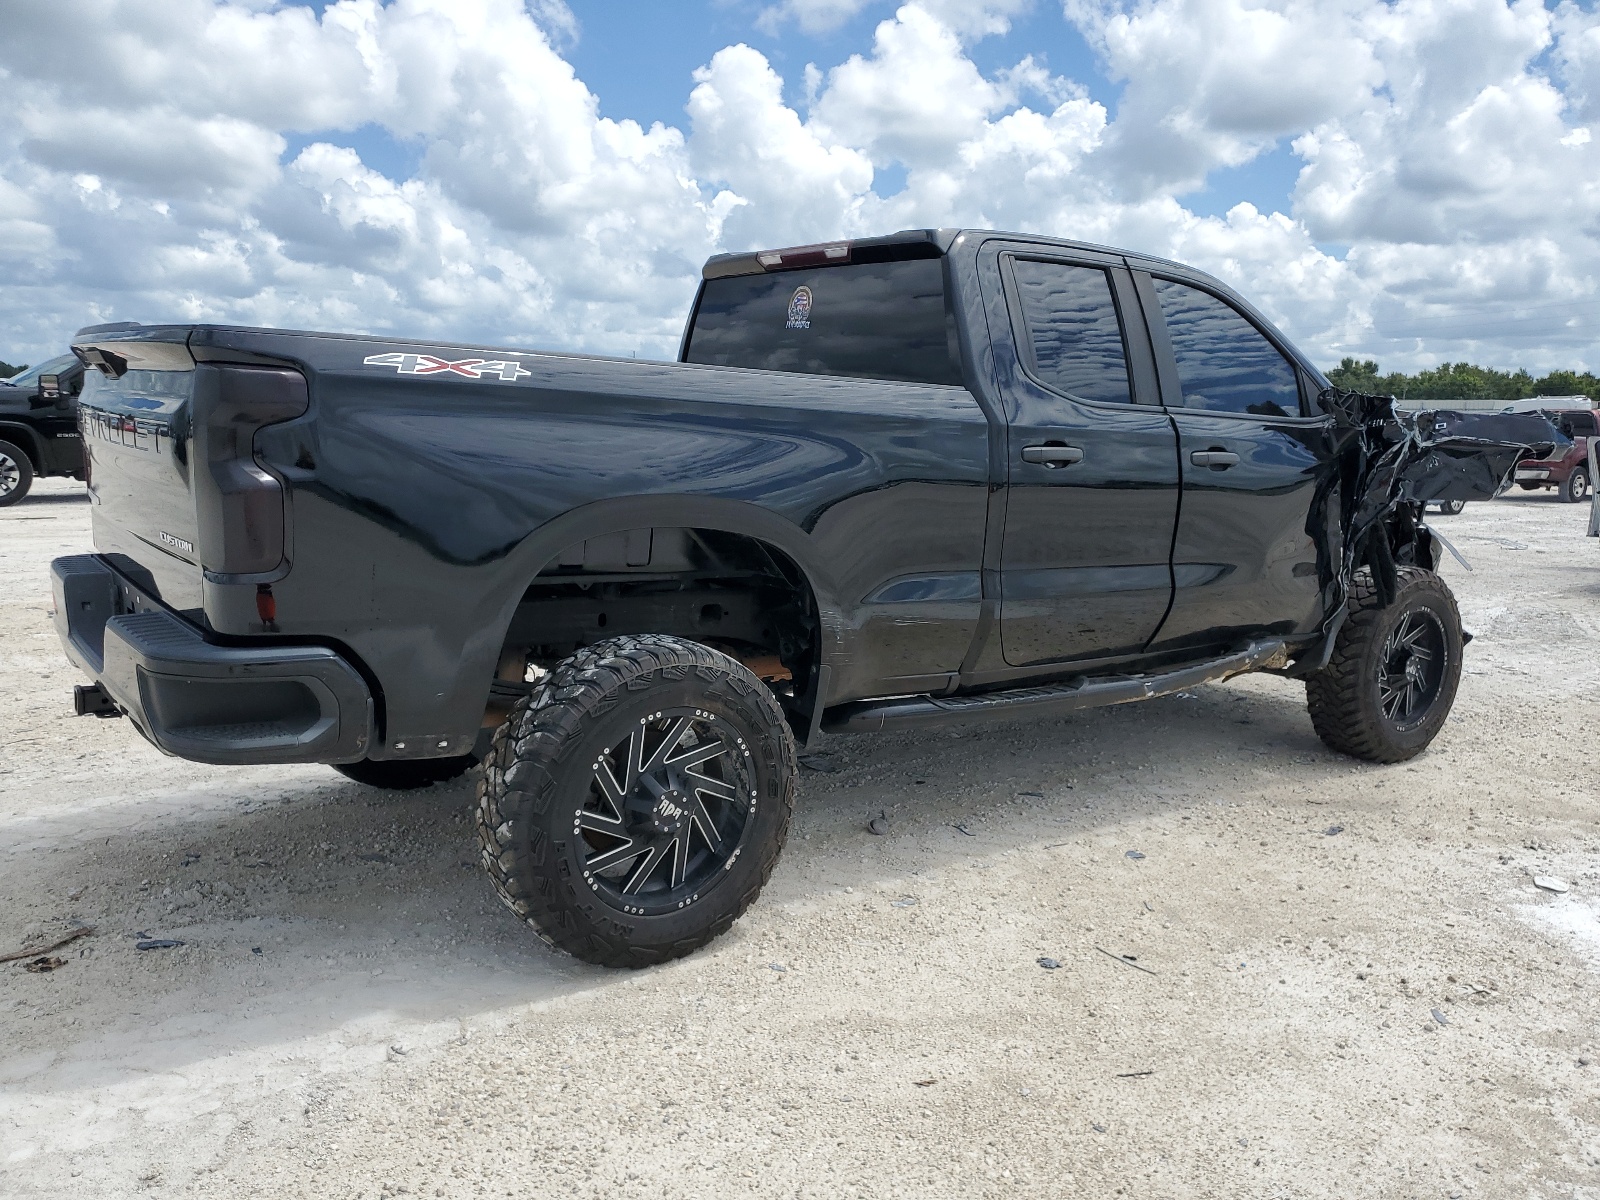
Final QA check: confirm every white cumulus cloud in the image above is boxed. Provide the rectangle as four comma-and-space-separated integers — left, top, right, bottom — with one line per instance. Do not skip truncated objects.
759, 0, 1031, 37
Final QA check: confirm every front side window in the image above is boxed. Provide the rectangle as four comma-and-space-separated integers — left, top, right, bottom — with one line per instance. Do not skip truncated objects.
1010, 259, 1130, 405
683, 257, 960, 387
1153, 278, 1300, 418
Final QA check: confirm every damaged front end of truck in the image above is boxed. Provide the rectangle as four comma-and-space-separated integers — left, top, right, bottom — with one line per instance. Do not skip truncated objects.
1298, 388, 1567, 669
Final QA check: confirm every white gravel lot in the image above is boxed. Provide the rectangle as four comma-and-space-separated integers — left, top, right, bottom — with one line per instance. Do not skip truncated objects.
1, 476, 1597, 1200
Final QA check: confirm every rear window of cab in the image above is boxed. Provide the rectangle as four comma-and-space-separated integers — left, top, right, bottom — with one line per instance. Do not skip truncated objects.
682, 257, 962, 387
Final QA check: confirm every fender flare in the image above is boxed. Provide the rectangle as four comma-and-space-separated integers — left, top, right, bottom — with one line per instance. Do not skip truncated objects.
0, 422, 46, 470
451, 495, 849, 740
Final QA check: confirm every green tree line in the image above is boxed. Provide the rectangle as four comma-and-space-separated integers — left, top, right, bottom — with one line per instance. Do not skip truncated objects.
1326, 358, 1599, 401
0, 360, 28, 379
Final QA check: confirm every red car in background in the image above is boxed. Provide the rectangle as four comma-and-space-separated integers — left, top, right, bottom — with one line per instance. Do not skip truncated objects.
1513, 407, 1595, 503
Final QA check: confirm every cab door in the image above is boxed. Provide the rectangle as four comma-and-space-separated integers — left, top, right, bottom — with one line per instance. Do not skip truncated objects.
38, 363, 86, 475
987, 245, 1180, 667
1135, 271, 1331, 654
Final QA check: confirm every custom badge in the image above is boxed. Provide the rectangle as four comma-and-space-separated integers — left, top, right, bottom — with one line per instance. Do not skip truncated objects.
785, 286, 813, 330
363, 352, 531, 382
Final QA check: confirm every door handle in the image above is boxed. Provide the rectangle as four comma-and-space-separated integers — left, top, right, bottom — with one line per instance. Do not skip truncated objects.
1190, 450, 1240, 469
1021, 444, 1084, 467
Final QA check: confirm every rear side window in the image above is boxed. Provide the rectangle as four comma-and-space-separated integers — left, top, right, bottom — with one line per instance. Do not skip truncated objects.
1558, 411, 1596, 438
683, 258, 961, 387
1010, 259, 1130, 405
1153, 278, 1300, 418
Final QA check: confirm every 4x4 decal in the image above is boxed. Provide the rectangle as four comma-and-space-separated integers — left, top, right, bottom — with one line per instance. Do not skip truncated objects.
363, 352, 530, 382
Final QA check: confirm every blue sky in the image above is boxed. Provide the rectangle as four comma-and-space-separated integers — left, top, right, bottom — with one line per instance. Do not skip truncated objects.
302, 1, 1298, 220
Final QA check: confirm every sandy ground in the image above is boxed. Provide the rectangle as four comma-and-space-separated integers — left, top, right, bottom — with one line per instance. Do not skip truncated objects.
1, 475, 1597, 1200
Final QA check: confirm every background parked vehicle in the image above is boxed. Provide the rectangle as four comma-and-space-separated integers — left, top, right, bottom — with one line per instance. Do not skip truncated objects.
0, 352, 86, 506
1510, 406, 1594, 502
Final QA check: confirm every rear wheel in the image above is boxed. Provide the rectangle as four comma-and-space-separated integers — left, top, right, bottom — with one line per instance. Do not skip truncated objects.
477, 634, 795, 968
0, 440, 33, 508
334, 755, 476, 789
1436, 498, 1465, 515
1305, 567, 1463, 763
1562, 467, 1589, 504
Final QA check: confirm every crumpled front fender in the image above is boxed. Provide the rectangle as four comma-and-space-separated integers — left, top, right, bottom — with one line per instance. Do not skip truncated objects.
1298, 389, 1566, 666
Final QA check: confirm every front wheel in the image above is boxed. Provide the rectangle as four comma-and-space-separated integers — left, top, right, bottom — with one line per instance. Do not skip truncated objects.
1436, 498, 1465, 515
1305, 567, 1463, 763
0, 440, 34, 508
477, 635, 795, 968
1562, 468, 1590, 504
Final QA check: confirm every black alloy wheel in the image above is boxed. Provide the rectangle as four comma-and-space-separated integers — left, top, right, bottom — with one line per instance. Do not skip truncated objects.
573, 708, 755, 913
1376, 609, 1447, 732
478, 635, 794, 968
0, 439, 33, 508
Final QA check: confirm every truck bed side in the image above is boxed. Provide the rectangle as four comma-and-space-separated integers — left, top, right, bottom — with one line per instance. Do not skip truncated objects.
71, 324, 992, 759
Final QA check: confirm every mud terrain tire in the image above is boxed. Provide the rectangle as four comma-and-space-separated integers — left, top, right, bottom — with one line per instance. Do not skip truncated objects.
477, 635, 795, 968
1306, 567, 1463, 764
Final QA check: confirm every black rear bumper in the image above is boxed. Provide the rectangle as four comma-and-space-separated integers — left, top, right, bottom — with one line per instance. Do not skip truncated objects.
51, 555, 374, 765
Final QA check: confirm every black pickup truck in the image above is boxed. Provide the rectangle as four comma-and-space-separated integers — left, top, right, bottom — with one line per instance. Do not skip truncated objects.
52, 228, 1544, 967
0, 353, 87, 505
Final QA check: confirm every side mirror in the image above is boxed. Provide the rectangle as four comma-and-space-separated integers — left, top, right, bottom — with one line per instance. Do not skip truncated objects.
38, 374, 61, 400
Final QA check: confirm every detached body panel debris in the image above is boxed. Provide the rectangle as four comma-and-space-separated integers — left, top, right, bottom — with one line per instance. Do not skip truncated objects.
52, 228, 1557, 968
1507, 405, 1594, 503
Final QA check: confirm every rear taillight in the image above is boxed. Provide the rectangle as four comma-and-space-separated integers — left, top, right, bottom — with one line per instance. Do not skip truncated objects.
194, 365, 308, 576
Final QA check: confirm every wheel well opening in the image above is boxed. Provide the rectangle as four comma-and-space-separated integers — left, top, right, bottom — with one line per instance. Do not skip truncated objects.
0, 427, 42, 471
487, 527, 822, 733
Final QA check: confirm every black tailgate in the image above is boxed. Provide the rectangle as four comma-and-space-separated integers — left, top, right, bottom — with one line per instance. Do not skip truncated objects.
74, 337, 203, 611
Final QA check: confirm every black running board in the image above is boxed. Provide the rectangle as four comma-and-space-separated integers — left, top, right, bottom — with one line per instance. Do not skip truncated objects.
820, 639, 1290, 735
